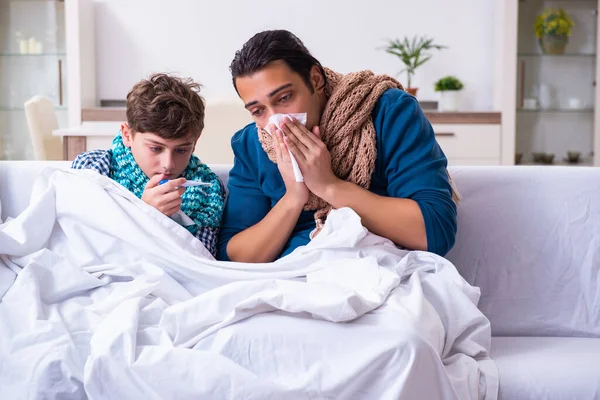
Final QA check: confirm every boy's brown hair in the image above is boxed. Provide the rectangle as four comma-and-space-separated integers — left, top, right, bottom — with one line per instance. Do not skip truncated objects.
126, 73, 205, 140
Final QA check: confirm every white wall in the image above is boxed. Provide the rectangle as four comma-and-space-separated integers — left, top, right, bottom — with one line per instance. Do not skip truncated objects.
93, 0, 496, 110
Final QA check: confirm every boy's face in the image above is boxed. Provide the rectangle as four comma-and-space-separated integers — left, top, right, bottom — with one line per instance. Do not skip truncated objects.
236, 60, 325, 131
121, 123, 196, 179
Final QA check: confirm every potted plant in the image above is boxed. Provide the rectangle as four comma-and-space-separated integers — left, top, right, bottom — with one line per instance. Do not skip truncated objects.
382, 36, 446, 96
434, 76, 464, 111
535, 8, 574, 54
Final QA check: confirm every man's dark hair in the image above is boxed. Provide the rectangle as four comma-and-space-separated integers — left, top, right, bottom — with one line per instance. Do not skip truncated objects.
229, 30, 327, 93
126, 73, 205, 140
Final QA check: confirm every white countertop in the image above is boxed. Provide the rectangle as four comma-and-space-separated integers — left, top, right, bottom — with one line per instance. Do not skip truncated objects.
53, 122, 121, 137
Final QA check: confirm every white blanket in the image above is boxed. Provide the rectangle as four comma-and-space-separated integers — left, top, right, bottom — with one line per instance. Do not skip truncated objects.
0, 168, 498, 400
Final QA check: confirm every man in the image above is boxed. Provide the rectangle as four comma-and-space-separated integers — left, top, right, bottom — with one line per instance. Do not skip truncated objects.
218, 30, 457, 263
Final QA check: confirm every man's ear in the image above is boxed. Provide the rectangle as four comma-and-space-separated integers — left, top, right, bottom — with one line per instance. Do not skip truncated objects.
310, 65, 326, 94
121, 122, 133, 147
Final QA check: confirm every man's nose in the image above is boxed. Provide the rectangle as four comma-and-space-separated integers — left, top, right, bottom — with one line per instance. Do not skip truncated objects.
260, 108, 279, 131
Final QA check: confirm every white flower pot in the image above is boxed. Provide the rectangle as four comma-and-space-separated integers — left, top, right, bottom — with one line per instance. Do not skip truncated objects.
438, 91, 461, 112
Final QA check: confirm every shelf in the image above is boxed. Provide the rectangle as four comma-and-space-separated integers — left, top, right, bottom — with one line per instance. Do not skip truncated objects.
0, 106, 67, 111
531, 0, 599, 3
517, 108, 594, 113
0, 53, 65, 57
518, 53, 596, 58
518, 160, 594, 167
5, 0, 64, 3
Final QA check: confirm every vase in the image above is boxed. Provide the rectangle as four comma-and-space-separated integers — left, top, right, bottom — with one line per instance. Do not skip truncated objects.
537, 84, 553, 109
438, 91, 460, 112
539, 35, 568, 54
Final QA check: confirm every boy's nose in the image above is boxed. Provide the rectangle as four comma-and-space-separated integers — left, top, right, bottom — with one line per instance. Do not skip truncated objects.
162, 153, 176, 170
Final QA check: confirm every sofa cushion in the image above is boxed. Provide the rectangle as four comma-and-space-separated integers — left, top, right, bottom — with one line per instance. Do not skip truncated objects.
492, 336, 600, 400
446, 166, 600, 338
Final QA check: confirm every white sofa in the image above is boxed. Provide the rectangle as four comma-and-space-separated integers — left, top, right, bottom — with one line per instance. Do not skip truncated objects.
1, 161, 599, 400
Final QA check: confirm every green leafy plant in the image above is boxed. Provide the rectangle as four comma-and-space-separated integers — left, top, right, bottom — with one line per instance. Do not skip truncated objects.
535, 8, 574, 38
382, 36, 446, 88
434, 76, 464, 92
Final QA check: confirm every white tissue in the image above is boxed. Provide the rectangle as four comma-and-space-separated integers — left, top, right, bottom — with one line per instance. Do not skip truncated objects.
264, 113, 307, 182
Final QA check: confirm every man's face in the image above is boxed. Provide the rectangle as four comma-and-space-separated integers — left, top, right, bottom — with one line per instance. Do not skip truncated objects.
121, 123, 196, 179
235, 60, 325, 131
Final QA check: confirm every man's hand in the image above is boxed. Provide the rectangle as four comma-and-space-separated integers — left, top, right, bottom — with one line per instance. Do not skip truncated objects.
141, 174, 186, 216
270, 122, 310, 208
280, 116, 341, 200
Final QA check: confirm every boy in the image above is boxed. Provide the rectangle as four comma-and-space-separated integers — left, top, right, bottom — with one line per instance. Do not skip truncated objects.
72, 73, 224, 257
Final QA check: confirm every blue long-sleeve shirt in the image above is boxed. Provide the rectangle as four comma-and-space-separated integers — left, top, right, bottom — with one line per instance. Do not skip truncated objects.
217, 88, 457, 260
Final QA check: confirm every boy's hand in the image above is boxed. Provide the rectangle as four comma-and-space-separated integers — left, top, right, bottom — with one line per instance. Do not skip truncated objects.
142, 174, 186, 217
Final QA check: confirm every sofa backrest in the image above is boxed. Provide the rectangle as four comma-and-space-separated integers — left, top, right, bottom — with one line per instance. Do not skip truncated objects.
0, 161, 232, 221
446, 166, 600, 338
1, 161, 599, 338
0, 161, 70, 220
